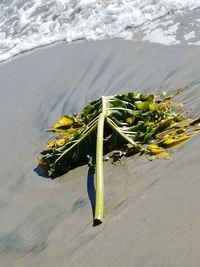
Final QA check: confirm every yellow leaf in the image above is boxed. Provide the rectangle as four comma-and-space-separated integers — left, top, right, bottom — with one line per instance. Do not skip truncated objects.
148, 144, 164, 155
149, 103, 157, 111
162, 134, 190, 147
47, 140, 57, 148
52, 115, 74, 130
126, 117, 134, 125
148, 144, 172, 159
47, 138, 67, 149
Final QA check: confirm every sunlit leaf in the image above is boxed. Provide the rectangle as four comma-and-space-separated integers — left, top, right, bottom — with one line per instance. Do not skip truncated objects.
47, 138, 68, 148
148, 144, 164, 154
162, 134, 190, 148
37, 89, 200, 224
52, 115, 74, 130
147, 144, 172, 159
126, 117, 134, 125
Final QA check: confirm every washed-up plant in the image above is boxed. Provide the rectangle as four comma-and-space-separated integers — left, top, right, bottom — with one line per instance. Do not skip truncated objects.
37, 89, 200, 225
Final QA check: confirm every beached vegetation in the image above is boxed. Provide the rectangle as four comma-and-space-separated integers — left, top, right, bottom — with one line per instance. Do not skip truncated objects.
38, 89, 200, 225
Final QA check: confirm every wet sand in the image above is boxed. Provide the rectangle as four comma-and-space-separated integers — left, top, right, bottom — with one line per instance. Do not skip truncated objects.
0, 40, 200, 266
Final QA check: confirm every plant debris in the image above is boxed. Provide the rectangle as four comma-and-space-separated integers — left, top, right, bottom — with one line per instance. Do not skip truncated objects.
37, 89, 200, 224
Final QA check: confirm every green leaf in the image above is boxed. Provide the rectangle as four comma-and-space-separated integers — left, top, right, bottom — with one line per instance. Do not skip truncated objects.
37, 90, 200, 225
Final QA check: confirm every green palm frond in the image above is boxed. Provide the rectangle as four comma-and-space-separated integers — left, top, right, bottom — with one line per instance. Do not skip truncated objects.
37, 90, 200, 225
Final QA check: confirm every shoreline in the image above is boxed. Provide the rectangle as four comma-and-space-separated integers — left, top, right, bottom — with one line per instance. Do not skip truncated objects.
2, 37, 200, 67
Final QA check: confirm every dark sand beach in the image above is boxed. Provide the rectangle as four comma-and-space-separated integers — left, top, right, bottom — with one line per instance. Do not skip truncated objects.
0, 40, 200, 266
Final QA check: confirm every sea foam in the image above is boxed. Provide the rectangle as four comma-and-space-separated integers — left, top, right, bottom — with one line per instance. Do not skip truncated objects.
0, 0, 200, 62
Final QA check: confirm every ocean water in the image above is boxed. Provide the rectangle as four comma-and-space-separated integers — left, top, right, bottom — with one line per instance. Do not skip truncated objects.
1, 0, 200, 62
